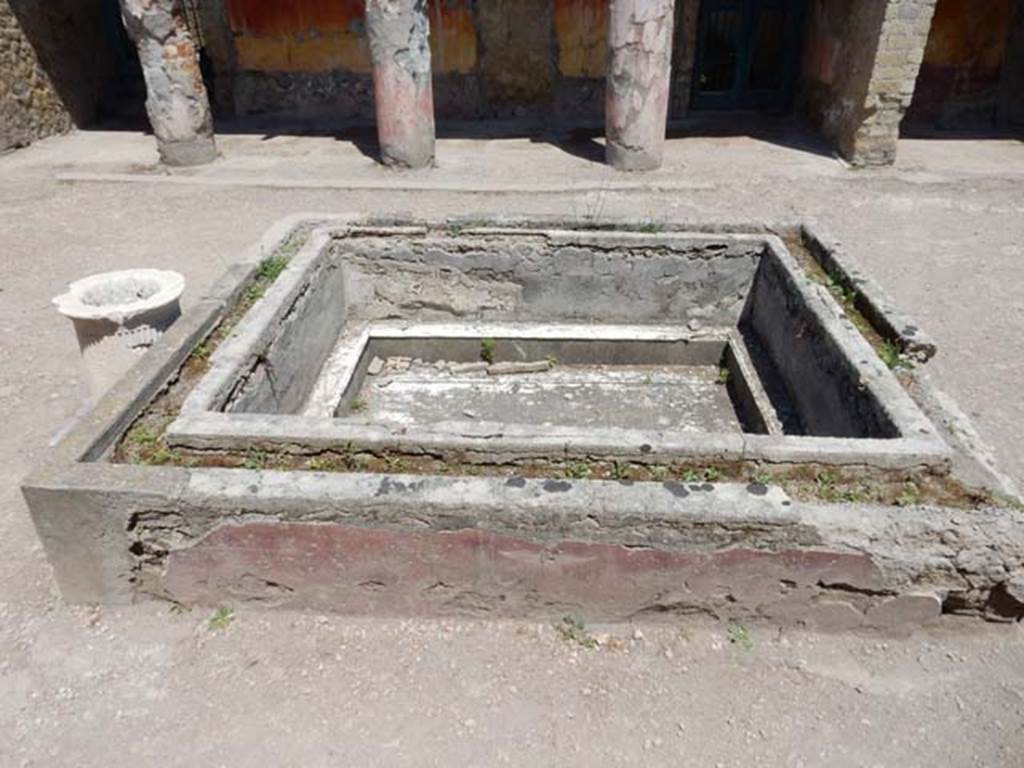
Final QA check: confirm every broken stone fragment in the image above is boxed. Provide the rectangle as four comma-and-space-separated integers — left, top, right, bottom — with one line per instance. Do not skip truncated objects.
865, 593, 942, 627
487, 361, 553, 376
450, 362, 489, 374
366, 357, 385, 376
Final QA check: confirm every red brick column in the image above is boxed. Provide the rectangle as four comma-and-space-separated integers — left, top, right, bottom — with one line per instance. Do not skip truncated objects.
606, 0, 676, 171
366, 0, 436, 169
119, 0, 217, 166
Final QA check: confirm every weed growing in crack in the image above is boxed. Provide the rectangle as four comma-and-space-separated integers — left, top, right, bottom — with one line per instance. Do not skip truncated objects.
257, 255, 289, 282
149, 445, 184, 466
243, 449, 267, 470
896, 482, 921, 507
703, 467, 722, 482
306, 457, 332, 472
127, 425, 159, 446
555, 615, 598, 649
681, 468, 700, 483
879, 339, 913, 371
208, 606, 234, 631
815, 473, 875, 504
826, 275, 858, 306
815, 471, 838, 501
635, 217, 665, 233
564, 462, 592, 480
386, 455, 408, 473
717, 366, 731, 385
727, 624, 753, 651
610, 461, 632, 481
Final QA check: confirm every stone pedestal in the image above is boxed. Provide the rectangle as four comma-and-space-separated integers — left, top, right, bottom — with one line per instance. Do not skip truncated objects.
606, 0, 676, 171
366, 0, 435, 169
119, 0, 217, 166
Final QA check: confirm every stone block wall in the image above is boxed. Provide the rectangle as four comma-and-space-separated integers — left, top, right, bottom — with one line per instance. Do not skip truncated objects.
800, 0, 936, 165
0, 0, 116, 152
852, 0, 938, 164
1, 0, 71, 150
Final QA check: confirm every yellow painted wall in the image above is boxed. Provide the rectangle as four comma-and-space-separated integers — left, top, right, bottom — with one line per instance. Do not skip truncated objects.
554, 0, 608, 77
226, 0, 476, 75
225, 0, 615, 78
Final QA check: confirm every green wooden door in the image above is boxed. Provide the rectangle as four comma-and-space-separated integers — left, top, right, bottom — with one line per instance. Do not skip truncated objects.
692, 0, 805, 110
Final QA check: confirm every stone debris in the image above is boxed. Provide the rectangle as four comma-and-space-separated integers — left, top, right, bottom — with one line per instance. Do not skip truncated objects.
449, 362, 489, 375
374, 358, 560, 377
487, 361, 553, 376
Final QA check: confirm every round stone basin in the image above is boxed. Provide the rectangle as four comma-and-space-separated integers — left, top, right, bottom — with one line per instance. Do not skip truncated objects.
53, 269, 185, 324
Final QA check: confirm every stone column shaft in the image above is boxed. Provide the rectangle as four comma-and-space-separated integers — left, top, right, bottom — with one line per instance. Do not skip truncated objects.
119, 0, 217, 166
366, 0, 436, 169
606, 0, 676, 171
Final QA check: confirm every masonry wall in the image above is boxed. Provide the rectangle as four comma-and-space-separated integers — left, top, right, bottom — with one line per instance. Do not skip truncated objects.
799, 0, 936, 164
204, 0, 700, 124
1, 0, 70, 150
0, 0, 116, 152
799, 0, 885, 158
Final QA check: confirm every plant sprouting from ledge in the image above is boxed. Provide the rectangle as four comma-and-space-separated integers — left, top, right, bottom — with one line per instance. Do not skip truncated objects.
258, 255, 289, 281
555, 615, 598, 648
208, 606, 234, 632
480, 337, 496, 364
610, 461, 632, 481
879, 339, 912, 371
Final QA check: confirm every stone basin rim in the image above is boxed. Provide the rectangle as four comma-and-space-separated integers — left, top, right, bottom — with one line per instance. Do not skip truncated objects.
53, 269, 186, 323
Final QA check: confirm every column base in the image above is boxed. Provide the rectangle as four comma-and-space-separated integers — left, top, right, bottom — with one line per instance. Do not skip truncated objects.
158, 136, 218, 167
606, 141, 663, 172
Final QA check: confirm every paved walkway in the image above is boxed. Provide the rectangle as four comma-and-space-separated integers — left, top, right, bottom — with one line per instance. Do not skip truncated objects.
1, 128, 1023, 766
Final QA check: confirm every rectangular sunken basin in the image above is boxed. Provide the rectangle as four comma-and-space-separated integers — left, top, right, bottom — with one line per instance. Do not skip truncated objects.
27, 215, 1024, 625
165, 225, 949, 470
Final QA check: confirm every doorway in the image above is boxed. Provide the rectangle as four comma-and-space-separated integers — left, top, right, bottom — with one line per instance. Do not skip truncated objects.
691, 0, 805, 110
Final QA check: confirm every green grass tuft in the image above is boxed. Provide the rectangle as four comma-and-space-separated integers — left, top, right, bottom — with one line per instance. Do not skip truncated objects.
208, 606, 234, 631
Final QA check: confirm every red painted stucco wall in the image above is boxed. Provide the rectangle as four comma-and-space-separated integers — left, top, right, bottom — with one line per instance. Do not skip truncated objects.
907, 0, 1018, 124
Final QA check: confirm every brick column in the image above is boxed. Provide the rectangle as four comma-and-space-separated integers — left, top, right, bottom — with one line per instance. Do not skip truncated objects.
846, 0, 938, 165
366, 0, 435, 169
119, 0, 216, 166
605, 0, 676, 171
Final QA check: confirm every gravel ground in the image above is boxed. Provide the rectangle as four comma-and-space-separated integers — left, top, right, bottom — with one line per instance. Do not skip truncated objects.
1, 128, 1022, 766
